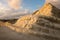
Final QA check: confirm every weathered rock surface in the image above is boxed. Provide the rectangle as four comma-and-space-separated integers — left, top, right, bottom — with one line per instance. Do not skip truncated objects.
14, 3, 60, 40
0, 3, 60, 40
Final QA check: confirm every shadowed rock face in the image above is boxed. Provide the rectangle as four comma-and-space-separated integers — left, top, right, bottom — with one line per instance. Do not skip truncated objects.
0, 3, 60, 40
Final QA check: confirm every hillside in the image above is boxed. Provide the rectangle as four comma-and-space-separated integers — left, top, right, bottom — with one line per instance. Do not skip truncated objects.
14, 3, 60, 40
0, 3, 60, 40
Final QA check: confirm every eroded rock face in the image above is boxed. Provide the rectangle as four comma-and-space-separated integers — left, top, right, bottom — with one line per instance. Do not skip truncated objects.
14, 3, 53, 29
35, 3, 52, 16
8, 3, 60, 40
15, 3, 60, 29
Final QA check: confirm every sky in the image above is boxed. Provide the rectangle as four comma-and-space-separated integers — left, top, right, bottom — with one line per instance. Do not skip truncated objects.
22, 0, 45, 11
0, 0, 45, 19
0, 0, 60, 19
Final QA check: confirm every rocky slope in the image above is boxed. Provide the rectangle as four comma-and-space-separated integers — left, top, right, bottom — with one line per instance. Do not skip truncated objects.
14, 3, 60, 40
0, 3, 60, 40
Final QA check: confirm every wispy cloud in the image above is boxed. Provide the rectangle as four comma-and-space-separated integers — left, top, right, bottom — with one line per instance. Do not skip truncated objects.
7, 0, 22, 10
0, 3, 31, 19
46, 0, 60, 9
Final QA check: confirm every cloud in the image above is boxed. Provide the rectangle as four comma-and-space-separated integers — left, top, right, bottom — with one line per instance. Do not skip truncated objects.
0, 9, 31, 19
0, 3, 31, 19
46, 0, 60, 9
0, 3, 11, 14
0, 1, 32, 19
7, 0, 22, 10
